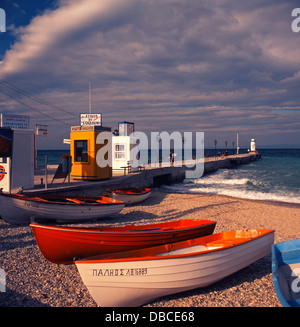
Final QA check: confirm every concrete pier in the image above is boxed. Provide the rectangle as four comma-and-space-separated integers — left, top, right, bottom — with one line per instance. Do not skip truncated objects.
24, 152, 261, 196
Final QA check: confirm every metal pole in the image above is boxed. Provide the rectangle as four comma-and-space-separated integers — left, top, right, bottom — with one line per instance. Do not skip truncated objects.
89, 82, 92, 114
34, 127, 38, 169
45, 155, 48, 189
68, 156, 71, 184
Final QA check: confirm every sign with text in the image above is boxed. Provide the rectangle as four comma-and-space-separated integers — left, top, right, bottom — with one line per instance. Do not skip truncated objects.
0, 114, 29, 129
35, 124, 48, 136
80, 113, 102, 126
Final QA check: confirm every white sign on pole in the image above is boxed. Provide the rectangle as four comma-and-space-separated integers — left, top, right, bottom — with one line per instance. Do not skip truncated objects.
0, 113, 29, 129
35, 124, 48, 136
80, 113, 102, 126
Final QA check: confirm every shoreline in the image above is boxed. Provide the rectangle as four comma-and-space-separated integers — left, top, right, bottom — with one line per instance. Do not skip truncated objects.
0, 189, 299, 307
162, 187, 300, 209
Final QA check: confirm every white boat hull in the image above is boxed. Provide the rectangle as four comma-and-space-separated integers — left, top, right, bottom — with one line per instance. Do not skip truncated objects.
112, 192, 151, 204
76, 231, 274, 307
0, 195, 125, 224
111, 191, 151, 205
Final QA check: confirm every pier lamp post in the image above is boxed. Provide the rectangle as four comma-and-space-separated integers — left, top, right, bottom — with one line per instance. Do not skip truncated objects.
182, 136, 186, 165
155, 135, 162, 167
232, 141, 234, 155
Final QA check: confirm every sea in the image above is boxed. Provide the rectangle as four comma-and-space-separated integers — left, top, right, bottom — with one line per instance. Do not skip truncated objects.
37, 148, 300, 205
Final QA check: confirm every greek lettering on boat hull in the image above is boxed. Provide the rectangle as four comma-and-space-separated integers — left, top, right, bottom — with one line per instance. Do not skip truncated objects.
93, 268, 147, 277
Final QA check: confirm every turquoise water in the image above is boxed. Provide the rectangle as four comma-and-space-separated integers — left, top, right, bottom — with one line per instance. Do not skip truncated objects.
164, 149, 300, 204
37, 150, 69, 169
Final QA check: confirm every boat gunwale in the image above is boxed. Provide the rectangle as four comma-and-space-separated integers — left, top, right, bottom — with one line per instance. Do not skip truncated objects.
108, 187, 152, 196
0, 193, 125, 206
76, 229, 275, 264
30, 219, 217, 235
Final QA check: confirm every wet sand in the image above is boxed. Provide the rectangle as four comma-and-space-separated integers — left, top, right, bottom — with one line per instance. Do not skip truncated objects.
0, 189, 299, 307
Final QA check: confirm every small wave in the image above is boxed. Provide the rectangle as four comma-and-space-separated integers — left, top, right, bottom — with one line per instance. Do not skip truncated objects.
185, 167, 257, 186
162, 184, 300, 204
246, 179, 265, 187
186, 176, 250, 186
168, 160, 300, 204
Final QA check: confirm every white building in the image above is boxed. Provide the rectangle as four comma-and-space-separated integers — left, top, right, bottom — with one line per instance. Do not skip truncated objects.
112, 121, 141, 172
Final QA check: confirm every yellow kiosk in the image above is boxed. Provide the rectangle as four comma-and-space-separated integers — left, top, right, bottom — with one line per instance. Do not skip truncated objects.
70, 125, 112, 180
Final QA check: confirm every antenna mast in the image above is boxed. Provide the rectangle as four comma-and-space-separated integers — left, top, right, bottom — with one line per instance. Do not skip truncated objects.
89, 82, 92, 114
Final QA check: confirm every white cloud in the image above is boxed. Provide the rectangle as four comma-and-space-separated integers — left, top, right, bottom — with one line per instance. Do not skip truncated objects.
0, 0, 300, 147
0, 0, 138, 77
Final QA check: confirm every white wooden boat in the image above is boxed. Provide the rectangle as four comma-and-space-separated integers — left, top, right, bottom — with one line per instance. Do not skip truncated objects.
107, 188, 151, 205
75, 229, 274, 307
0, 193, 125, 224
272, 238, 300, 307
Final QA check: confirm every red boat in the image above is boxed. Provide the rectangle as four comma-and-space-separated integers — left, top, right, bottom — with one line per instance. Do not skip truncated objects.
30, 219, 216, 264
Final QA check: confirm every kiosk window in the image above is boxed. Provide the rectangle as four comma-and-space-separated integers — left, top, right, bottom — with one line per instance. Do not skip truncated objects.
75, 140, 88, 162
115, 144, 125, 159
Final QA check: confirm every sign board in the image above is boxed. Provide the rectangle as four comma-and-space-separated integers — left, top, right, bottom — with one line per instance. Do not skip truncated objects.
0, 164, 7, 182
71, 126, 81, 132
0, 160, 10, 192
35, 124, 48, 136
71, 125, 111, 132
63, 139, 71, 144
0, 114, 29, 129
80, 113, 102, 126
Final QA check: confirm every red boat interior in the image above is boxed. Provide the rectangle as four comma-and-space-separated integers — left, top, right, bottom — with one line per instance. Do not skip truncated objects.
79, 229, 274, 263
5, 193, 123, 205
110, 188, 151, 195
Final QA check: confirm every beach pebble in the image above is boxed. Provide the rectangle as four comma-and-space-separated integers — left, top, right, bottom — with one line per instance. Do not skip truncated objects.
1, 190, 299, 307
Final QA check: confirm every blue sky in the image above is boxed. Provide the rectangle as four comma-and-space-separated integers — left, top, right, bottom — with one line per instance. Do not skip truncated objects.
0, 0, 300, 149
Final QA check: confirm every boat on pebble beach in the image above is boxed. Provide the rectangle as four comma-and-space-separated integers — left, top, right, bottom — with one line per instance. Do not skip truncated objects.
107, 187, 152, 205
0, 192, 125, 224
272, 238, 300, 307
75, 229, 275, 307
30, 219, 216, 264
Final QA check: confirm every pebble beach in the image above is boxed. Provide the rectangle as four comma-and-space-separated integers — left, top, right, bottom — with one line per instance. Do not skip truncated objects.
0, 189, 299, 307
